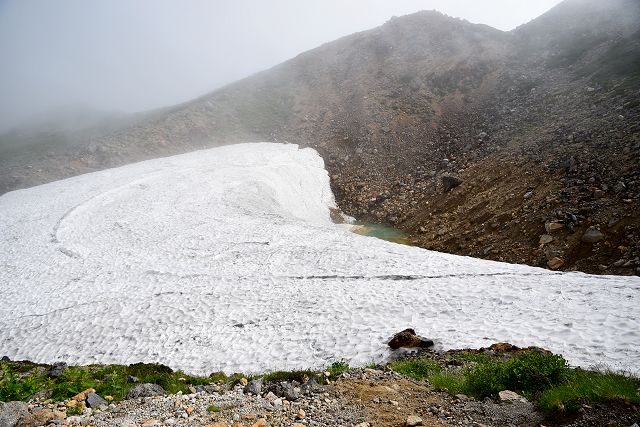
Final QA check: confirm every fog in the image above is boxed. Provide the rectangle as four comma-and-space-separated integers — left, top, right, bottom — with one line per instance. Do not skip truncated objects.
0, 0, 562, 132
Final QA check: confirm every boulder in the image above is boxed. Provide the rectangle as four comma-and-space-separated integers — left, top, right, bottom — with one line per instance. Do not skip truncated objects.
48, 362, 67, 378
489, 343, 518, 352
498, 390, 529, 403
388, 328, 434, 350
272, 382, 300, 401
581, 227, 604, 243
243, 379, 262, 396
124, 383, 166, 399
17, 409, 57, 427
86, 392, 108, 408
0, 402, 29, 427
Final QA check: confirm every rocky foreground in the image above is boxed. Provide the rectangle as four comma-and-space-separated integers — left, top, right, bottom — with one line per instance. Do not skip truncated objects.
2, 345, 639, 427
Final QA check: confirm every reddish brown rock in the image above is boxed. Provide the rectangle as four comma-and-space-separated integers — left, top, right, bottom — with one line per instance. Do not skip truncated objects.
547, 257, 564, 270
388, 329, 434, 350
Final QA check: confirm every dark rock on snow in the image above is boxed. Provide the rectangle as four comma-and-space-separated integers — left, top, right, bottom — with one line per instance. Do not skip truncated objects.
388, 328, 434, 350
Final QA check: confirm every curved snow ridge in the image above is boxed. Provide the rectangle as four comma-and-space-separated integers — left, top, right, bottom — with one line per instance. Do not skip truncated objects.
0, 142, 638, 376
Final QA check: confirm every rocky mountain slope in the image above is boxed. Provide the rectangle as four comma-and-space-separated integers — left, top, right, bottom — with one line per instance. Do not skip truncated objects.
1, 0, 639, 275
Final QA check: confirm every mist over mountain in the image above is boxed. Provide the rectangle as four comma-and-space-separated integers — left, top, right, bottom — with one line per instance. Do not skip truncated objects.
1, 0, 639, 275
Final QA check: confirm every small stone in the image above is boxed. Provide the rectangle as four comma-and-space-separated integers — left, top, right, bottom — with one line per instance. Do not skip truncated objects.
539, 234, 554, 245
390, 400, 399, 406
547, 257, 564, 270
581, 227, 604, 243
251, 419, 266, 427
239, 377, 248, 386
545, 222, 564, 233
297, 409, 305, 419
523, 191, 533, 199
613, 181, 626, 193
185, 406, 194, 415
406, 415, 424, 426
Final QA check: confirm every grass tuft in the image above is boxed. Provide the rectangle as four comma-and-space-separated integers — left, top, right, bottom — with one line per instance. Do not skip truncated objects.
389, 359, 442, 381
538, 368, 640, 414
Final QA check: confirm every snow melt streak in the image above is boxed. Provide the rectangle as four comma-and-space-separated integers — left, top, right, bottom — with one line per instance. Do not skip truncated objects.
0, 143, 638, 375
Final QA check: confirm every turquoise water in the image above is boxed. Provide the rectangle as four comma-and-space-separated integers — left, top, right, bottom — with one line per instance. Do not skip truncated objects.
351, 223, 412, 245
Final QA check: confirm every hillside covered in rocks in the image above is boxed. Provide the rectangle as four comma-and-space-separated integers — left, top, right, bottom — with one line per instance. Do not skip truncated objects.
1, 0, 639, 274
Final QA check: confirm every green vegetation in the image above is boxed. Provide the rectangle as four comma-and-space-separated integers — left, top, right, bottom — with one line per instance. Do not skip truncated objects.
389, 359, 441, 380
538, 369, 640, 413
207, 405, 222, 412
0, 362, 46, 401
0, 361, 214, 402
389, 352, 640, 416
262, 369, 317, 384
327, 361, 349, 379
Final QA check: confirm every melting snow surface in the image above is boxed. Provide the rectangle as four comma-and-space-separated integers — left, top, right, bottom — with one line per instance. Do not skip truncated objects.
0, 143, 639, 375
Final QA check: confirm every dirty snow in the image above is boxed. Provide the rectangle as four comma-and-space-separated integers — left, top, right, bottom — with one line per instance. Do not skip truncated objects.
0, 143, 638, 375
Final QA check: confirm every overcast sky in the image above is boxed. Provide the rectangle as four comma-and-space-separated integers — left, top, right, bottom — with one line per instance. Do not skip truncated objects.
0, 0, 563, 132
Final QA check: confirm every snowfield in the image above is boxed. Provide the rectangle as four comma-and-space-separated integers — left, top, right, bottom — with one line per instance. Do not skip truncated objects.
0, 143, 638, 375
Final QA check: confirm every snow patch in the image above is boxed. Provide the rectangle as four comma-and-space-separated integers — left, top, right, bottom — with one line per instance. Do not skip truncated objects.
0, 142, 638, 375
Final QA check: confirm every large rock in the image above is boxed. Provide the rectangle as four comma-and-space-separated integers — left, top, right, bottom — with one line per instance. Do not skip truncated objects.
442, 176, 463, 192
272, 382, 300, 401
17, 409, 58, 427
124, 383, 166, 399
581, 227, 604, 243
48, 362, 67, 378
388, 328, 434, 350
86, 392, 108, 408
243, 379, 263, 396
498, 390, 529, 403
0, 402, 29, 427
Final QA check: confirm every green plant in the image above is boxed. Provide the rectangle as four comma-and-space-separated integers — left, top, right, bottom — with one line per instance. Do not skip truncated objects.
0, 363, 47, 401
538, 369, 640, 414
389, 359, 442, 381
328, 361, 349, 379
429, 371, 466, 395
463, 352, 569, 399
207, 405, 222, 412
